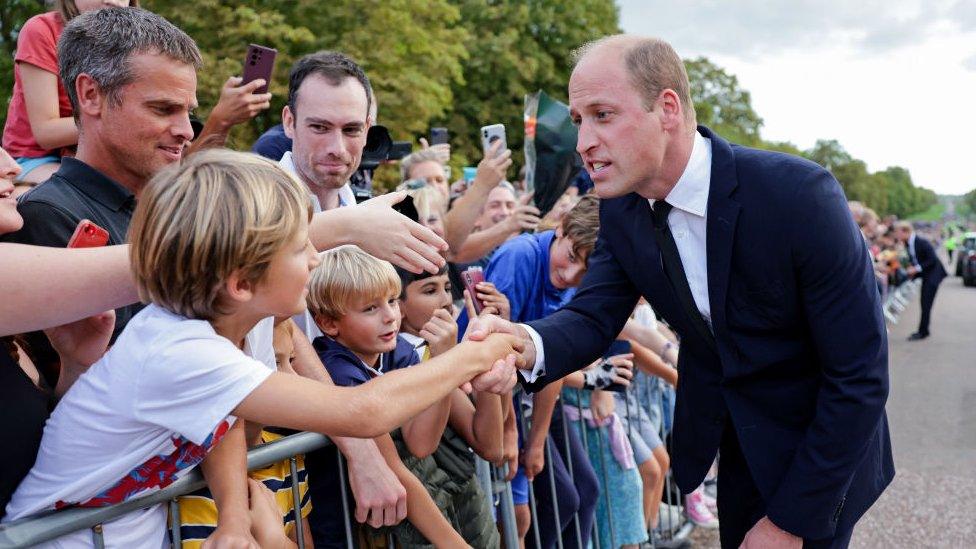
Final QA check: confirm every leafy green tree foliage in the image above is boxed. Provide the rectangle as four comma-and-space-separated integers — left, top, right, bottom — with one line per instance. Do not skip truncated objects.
685, 56, 763, 147
440, 0, 620, 172
0, 0, 47, 127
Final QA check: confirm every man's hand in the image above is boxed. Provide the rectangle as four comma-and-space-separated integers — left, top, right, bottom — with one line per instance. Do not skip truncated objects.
521, 443, 545, 481
472, 140, 512, 190
343, 438, 408, 527
470, 345, 520, 395
739, 517, 802, 549
353, 191, 449, 273
503, 193, 541, 234
46, 310, 115, 397
465, 312, 537, 368
418, 138, 451, 165
209, 76, 273, 130
420, 308, 458, 357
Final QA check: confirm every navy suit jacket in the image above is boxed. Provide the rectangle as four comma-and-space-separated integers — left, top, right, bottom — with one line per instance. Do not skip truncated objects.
527, 127, 894, 539
913, 235, 947, 286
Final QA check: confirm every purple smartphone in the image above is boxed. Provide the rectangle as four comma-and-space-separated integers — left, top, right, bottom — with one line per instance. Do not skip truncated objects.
242, 44, 277, 94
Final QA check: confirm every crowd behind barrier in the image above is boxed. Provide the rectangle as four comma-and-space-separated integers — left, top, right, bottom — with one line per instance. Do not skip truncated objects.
0, 4, 966, 549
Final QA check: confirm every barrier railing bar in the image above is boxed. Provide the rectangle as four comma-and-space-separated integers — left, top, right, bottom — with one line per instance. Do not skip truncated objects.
515, 394, 543, 549
0, 433, 331, 548
573, 389, 600, 549
335, 450, 355, 549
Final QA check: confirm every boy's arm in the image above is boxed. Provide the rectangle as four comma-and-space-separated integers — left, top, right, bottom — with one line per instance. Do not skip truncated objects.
447, 389, 505, 464
199, 420, 259, 548
522, 380, 562, 481
373, 434, 468, 548
290, 325, 409, 527
501, 397, 519, 481
629, 339, 678, 387
401, 309, 458, 458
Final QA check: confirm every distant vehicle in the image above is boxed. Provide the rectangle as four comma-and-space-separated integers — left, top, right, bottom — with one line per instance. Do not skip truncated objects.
954, 232, 976, 287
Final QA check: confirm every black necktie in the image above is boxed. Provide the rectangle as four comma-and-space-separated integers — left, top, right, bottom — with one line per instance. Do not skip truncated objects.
650, 201, 717, 353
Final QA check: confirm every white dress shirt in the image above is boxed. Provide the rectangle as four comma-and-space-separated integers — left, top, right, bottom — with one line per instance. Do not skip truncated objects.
521, 131, 713, 382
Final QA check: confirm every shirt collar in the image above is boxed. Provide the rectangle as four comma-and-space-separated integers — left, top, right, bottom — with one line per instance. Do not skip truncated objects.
279, 151, 355, 212
651, 131, 711, 218
399, 332, 425, 349
58, 157, 136, 213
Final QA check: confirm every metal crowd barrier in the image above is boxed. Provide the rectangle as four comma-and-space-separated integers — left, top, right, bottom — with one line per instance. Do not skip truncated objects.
0, 377, 694, 549
882, 278, 921, 324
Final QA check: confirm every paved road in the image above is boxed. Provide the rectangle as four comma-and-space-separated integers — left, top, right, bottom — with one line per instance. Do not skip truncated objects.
690, 267, 976, 548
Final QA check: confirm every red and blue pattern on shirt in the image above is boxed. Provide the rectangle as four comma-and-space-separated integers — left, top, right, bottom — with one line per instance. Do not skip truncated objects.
54, 420, 232, 510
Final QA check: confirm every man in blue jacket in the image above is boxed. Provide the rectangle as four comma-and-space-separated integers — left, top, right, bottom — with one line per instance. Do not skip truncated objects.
472, 35, 893, 548
894, 221, 947, 340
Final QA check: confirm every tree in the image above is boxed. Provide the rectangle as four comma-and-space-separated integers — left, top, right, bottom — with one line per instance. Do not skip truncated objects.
685, 56, 763, 147
0, 0, 47, 128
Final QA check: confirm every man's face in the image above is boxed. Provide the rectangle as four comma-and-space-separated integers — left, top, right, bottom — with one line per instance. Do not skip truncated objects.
399, 273, 453, 336
569, 48, 668, 199
284, 75, 370, 193
408, 160, 449, 199
94, 53, 197, 191
897, 227, 911, 243
477, 186, 516, 230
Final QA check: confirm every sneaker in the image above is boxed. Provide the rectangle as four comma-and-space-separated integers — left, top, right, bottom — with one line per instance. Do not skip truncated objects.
655, 502, 685, 533
700, 489, 718, 515
685, 490, 720, 529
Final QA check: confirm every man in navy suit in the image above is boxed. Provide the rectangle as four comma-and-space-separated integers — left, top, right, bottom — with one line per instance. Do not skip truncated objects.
470, 35, 893, 548
895, 221, 947, 340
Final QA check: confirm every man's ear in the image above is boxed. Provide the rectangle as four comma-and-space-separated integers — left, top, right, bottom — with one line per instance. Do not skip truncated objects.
656, 88, 683, 131
75, 73, 106, 119
282, 105, 296, 139
314, 313, 339, 338
223, 270, 255, 305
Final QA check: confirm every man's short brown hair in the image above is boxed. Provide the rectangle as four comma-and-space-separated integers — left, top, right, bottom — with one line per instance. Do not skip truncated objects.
561, 194, 600, 261
129, 149, 311, 320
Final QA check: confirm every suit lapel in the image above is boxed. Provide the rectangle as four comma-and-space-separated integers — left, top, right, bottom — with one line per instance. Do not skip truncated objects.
700, 127, 740, 346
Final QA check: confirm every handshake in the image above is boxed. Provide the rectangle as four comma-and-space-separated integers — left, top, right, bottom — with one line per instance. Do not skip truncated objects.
456, 307, 539, 395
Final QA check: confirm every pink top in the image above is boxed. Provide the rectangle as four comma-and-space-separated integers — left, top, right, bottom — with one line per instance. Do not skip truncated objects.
2, 11, 73, 158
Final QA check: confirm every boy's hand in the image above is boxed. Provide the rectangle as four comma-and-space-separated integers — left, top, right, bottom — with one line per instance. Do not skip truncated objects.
521, 443, 545, 481
420, 308, 458, 357
590, 389, 616, 423
246, 478, 292, 549
475, 282, 511, 321
202, 513, 259, 549
502, 426, 519, 481
47, 310, 115, 397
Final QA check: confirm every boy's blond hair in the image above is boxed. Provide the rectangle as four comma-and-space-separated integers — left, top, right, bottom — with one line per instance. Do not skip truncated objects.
307, 245, 401, 320
129, 149, 311, 320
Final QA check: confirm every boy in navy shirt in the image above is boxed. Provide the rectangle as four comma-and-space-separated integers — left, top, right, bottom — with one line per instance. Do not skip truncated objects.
306, 245, 481, 548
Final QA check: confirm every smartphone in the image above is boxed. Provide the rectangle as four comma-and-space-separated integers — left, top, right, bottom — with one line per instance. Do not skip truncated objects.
67, 219, 109, 248
602, 340, 631, 393
242, 44, 277, 94
430, 127, 449, 146
392, 194, 419, 223
480, 124, 507, 158
461, 267, 486, 314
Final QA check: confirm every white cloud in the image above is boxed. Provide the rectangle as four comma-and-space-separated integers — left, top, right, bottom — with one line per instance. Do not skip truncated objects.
617, 0, 976, 195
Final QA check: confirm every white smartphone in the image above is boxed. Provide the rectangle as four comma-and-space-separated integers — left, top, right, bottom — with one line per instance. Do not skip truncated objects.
480, 124, 507, 157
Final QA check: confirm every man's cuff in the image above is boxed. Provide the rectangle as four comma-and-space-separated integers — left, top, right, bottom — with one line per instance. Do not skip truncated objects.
517, 324, 546, 383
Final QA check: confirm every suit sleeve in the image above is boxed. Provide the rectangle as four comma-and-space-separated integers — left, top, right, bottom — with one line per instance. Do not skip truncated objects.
915, 238, 941, 278
525, 225, 640, 391
766, 168, 889, 539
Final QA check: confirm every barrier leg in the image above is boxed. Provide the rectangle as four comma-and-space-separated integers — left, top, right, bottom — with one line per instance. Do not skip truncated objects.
336, 451, 356, 549
575, 389, 601, 549
543, 435, 565, 549
90, 524, 104, 549
515, 398, 543, 549
169, 498, 182, 547
494, 462, 521, 549
290, 457, 306, 549
594, 418, 617, 549
558, 403, 584, 549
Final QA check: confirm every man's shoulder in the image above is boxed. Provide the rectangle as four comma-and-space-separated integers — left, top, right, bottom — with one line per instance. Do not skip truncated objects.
731, 144, 828, 185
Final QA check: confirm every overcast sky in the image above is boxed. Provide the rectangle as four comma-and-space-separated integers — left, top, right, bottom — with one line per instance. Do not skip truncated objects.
616, 0, 976, 195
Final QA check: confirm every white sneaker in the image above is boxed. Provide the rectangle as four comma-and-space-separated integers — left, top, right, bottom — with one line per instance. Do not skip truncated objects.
685, 490, 719, 529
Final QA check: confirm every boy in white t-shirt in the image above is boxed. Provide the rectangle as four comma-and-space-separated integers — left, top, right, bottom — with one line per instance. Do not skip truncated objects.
2, 149, 523, 548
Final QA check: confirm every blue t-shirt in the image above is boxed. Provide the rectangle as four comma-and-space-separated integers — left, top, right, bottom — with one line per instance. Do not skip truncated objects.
312, 334, 419, 387
457, 230, 575, 335
251, 124, 292, 162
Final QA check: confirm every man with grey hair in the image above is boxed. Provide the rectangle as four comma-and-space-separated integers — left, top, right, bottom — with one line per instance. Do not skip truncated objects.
471, 34, 893, 549
4, 6, 201, 341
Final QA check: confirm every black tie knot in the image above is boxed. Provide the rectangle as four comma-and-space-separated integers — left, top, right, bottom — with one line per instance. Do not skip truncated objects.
651, 200, 673, 229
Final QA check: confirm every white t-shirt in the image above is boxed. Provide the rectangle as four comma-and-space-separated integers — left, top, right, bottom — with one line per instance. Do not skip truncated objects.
3, 304, 276, 548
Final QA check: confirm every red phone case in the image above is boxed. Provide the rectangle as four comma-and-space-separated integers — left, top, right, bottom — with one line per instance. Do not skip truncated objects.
67, 219, 109, 248
461, 268, 486, 314
242, 44, 277, 95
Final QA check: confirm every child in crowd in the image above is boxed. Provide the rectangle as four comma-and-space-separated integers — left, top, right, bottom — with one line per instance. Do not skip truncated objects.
305, 245, 473, 548
458, 194, 602, 549
174, 317, 313, 548
395, 264, 512, 547
1, 149, 521, 548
